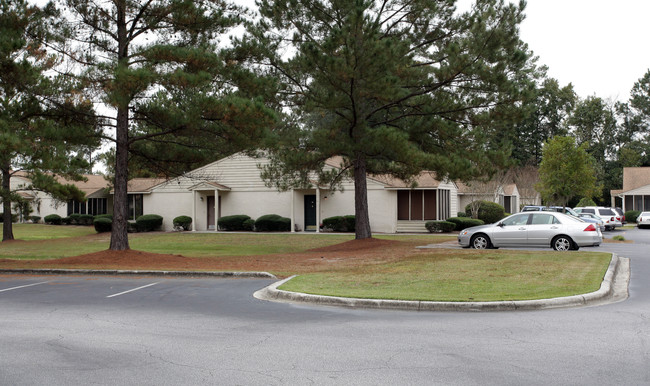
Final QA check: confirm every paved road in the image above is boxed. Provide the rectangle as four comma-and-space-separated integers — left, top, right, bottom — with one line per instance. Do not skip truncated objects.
0, 229, 649, 385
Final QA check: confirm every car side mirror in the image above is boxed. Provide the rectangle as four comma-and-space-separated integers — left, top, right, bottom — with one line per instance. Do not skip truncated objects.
497, 222, 505, 227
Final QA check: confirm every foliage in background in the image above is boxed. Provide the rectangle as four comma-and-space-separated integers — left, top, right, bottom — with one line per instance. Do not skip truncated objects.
576, 197, 597, 207
536, 136, 599, 207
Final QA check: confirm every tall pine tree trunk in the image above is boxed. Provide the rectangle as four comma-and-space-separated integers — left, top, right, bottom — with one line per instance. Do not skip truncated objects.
353, 155, 372, 239
1, 168, 14, 241
110, 107, 130, 250
109, 0, 130, 250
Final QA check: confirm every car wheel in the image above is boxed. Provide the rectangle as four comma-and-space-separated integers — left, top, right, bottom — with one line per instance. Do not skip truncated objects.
470, 234, 490, 249
552, 236, 573, 251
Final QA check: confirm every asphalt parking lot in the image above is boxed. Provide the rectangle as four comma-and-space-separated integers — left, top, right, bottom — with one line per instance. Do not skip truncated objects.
1, 228, 649, 385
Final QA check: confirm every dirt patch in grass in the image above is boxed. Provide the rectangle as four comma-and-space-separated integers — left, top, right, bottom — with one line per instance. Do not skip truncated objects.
0, 238, 422, 277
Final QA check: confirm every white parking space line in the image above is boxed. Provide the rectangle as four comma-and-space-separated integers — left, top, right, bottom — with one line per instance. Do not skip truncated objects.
106, 282, 160, 298
0, 281, 50, 293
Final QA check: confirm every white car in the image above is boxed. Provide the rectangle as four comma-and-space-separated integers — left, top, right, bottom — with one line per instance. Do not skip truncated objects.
574, 206, 622, 231
457, 211, 602, 251
637, 212, 650, 229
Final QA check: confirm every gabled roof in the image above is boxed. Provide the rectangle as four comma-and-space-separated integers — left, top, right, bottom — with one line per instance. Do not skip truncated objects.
56, 174, 111, 196
127, 178, 167, 193
371, 172, 446, 189
14, 172, 111, 197
187, 181, 231, 191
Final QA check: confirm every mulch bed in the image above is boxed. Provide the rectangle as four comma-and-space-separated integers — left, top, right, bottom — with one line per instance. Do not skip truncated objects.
0, 238, 427, 277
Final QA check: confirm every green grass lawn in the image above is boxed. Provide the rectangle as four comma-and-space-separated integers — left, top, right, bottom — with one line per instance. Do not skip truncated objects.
279, 249, 612, 302
1, 225, 454, 260
1, 224, 612, 302
11, 224, 97, 240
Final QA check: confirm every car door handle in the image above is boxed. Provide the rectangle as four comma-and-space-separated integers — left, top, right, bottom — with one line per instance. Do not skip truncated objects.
518, 227, 526, 230
551, 226, 559, 229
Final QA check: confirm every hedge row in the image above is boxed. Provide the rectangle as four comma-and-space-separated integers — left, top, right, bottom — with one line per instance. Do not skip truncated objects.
424, 217, 485, 233
218, 214, 291, 232
44, 213, 112, 226
0, 213, 19, 223
93, 214, 164, 233
425, 221, 455, 233
322, 215, 355, 232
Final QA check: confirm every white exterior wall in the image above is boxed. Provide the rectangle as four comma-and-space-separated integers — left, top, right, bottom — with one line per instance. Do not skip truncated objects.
317, 182, 396, 233
7, 175, 68, 220
143, 192, 193, 231
146, 153, 401, 233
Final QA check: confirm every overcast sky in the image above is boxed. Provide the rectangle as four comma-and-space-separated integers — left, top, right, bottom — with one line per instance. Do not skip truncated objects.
487, 0, 650, 102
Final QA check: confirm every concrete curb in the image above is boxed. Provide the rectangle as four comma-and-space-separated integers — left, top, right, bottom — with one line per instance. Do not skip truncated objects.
0, 268, 277, 279
254, 254, 625, 312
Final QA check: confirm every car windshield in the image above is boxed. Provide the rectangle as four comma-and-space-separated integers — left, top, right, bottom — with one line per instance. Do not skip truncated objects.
641, 212, 650, 217
599, 209, 615, 216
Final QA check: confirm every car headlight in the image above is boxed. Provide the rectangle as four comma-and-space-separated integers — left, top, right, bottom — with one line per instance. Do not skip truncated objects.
461, 230, 469, 236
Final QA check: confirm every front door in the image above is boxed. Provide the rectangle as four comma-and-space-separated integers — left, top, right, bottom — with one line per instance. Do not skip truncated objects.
304, 195, 317, 231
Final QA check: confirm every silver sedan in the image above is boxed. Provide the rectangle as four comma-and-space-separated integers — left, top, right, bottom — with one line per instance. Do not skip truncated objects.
457, 211, 602, 251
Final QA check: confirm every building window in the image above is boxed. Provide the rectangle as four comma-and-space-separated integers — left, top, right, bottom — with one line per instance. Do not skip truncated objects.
397, 190, 439, 221
67, 198, 107, 216
128, 194, 143, 220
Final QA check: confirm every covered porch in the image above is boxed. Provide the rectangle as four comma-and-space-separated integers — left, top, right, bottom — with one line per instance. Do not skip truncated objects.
188, 182, 231, 231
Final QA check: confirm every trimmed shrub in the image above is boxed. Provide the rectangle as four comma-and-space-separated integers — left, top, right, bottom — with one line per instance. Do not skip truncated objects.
576, 197, 597, 207
173, 215, 192, 231
465, 201, 506, 224
255, 214, 291, 232
79, 214, 94, 225
28, 216, 41, 223
242, 218, 255, 231
425, 220, 456, 233
68, 213, 82, 225
94, 214, 113, 221
135, 214, 163, 232
446, 217, 485, 231
625, 210, 641, 223
343, 215, 356, 232
322, 215, 356, 232
0, 213, 19, 223
61, 217, 72, 225
457, 212, 467, 218
218, 214, 252, 231
322, 216, 344, 231
44, 214, 62, 225
93, 217, 112, 233
127, 221, 139, 233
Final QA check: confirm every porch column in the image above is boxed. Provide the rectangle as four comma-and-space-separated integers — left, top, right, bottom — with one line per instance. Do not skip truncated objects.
214, 189, 219, 232
191, 190, 197, 231
316, 187, 320, 233
291, 188, 295, 233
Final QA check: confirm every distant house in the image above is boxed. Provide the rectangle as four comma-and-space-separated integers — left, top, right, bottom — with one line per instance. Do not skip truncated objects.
133, 152, 459, 233
8, 173, 112, 221
611, 167, 650, 212
456, 181, 520, 215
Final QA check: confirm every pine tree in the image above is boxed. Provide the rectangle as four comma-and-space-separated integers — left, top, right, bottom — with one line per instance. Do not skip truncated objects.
0, 0, 100, 241
251, 0, 536, 239
53, 0, 277, 250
